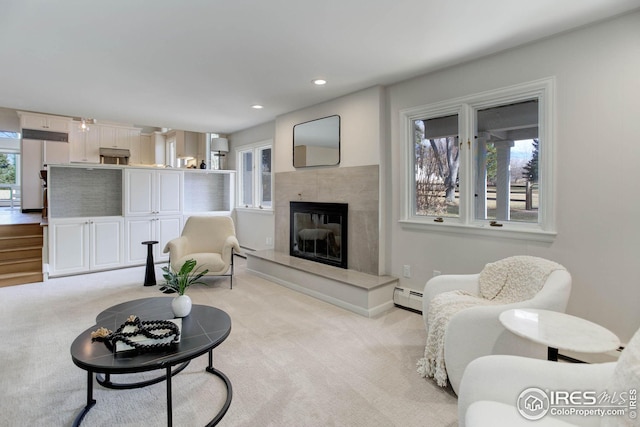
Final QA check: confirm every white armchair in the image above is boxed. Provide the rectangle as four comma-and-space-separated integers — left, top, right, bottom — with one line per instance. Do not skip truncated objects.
458, 323, 639, 426
420, 256, 572, 394
458, 355, 616, 427
163, 216, 240, 288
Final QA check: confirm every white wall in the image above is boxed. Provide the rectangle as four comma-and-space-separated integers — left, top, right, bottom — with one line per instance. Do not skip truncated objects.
275, 86, 384, 173
229, 121, 276, 251
386, 11, 640, 342
0, 107, 20, 132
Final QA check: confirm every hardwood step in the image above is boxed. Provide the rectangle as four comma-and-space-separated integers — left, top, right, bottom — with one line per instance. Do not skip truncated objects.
0, 223, 43, 239
0, 246, 42, 262
0, 235, 43, 251
0, 272, 43, 288
0, 257, 42, 276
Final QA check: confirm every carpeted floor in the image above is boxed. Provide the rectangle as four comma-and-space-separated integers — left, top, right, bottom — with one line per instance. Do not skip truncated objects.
0, 257, 458, 427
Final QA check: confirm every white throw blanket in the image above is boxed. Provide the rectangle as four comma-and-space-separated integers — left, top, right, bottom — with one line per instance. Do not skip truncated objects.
417, 290, 497, 387
417, 256, 566, 387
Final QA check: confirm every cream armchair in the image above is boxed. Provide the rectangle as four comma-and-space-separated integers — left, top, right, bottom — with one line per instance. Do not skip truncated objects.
458, 323, 639, 427
420, 256, 572, 395
163, 216, 240, 288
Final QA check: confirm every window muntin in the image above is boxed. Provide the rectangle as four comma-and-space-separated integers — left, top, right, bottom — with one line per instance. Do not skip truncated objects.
401, 78, 555, 240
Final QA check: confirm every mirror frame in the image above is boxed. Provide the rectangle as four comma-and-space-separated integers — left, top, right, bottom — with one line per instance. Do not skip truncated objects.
293, 115, 340, 168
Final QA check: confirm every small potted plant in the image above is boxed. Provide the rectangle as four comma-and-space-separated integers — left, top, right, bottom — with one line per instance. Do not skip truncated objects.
160, 259, 208, 317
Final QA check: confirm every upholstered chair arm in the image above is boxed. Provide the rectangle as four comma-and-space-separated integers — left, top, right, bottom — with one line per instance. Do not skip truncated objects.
163, 236, 189, 261
444, 294, 569, 395
422, 273, 480, 329
458, 355, 616, 427
221, 235, 241, 264
525, 269, 572, 313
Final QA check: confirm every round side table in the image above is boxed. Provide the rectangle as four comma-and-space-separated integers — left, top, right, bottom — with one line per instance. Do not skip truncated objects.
142, 241, 159, 286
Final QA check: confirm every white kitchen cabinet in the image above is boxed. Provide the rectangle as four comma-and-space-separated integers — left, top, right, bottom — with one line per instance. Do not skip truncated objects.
48, 217, 124, 276
131, 133, 154, 165
125, 169, 182, 216
98, 125, 139, 150
69, 126, 100, 163
19, 112, 70, 133
124, 168, 182, 266
116, 127, 139, 150
125, 215, 181, 265
44, 165, 234, 275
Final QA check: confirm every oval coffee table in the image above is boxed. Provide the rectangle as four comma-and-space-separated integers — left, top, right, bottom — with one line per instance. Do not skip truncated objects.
70, 297, 232, 427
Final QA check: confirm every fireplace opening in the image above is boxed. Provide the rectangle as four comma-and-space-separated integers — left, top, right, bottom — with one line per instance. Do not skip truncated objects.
290, 202, 348, 269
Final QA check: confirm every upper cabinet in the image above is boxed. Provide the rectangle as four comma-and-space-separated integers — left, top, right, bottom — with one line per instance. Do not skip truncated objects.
19, 112, 71, 133
69, 123, 141, 164
70, 124, 100, 163
99, 124, 140, 150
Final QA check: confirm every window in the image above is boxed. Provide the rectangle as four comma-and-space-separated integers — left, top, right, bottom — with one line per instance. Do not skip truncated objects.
236, 140, 272, 210
401, 78, 555, 241
0, 130, 21, 207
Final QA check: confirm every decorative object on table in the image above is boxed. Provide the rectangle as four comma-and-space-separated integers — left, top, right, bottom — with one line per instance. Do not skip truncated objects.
211, 137, 229, 170
199, 160, 206, 169
90, 315, 181, 354
159, 258, 209, 317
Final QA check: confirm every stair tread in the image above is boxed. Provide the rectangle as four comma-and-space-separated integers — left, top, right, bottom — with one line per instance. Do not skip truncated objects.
0, 257, 41, 264
0, 272, 43, 287
0, 245, 43, 251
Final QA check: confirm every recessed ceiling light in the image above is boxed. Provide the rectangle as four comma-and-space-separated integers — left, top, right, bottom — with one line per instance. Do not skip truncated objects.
312, 79, 327, 86
251, 104, 264, 109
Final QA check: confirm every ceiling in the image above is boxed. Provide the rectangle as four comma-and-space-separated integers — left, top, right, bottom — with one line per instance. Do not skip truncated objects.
1, 0, 638, 134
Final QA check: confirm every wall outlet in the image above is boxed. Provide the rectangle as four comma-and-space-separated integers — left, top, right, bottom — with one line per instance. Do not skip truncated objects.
403, 265, 411, 278
433, 270, 441, 277
266, 237, 273, 246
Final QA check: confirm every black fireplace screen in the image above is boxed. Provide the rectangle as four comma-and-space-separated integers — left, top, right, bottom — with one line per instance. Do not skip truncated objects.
290, 202, 348, 269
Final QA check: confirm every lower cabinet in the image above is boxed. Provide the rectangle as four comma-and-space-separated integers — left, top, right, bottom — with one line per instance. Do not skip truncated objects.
49, 217, 124, 276
125, 216, 182, 265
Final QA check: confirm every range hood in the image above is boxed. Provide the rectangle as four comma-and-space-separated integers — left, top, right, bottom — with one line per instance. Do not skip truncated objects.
99, 147, 130, 165
22, 128, 69, 142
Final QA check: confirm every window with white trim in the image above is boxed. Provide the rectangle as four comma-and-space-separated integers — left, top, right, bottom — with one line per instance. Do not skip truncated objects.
236, 140, 272, 210
400, 78, 555, 240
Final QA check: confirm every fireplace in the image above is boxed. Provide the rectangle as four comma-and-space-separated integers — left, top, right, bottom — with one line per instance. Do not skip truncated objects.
290, 202, 348, 269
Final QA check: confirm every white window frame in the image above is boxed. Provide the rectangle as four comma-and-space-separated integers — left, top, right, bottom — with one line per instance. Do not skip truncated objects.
399, 77, 556, 242
235, 139, 273, 212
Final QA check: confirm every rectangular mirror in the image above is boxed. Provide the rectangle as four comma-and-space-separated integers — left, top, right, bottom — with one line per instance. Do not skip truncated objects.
293, 115, 340, 167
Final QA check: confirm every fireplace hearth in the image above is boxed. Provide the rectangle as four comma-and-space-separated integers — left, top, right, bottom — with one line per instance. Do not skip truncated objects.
290, 201, 348, 269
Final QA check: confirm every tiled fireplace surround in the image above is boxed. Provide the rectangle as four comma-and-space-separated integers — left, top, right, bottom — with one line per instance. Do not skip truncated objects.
275, 165, 380, 275
246, 164, 398, 317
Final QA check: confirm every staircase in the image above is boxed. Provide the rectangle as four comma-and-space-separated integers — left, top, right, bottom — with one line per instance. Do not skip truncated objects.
0, 223, 44, 287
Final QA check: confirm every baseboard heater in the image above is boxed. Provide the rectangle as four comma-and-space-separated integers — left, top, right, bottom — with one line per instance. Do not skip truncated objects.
393, 286, 423, 314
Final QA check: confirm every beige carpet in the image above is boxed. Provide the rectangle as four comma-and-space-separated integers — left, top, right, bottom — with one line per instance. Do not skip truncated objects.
0, 257, 458, 427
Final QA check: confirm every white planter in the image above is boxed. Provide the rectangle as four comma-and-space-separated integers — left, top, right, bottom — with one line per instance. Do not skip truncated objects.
171, 295, 192, 317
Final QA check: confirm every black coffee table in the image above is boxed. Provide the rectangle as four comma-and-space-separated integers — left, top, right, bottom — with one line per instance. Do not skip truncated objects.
70, 297, 232, 427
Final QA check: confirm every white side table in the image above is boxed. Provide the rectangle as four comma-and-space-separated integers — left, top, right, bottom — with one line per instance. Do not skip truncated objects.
499, 308, 620, 361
